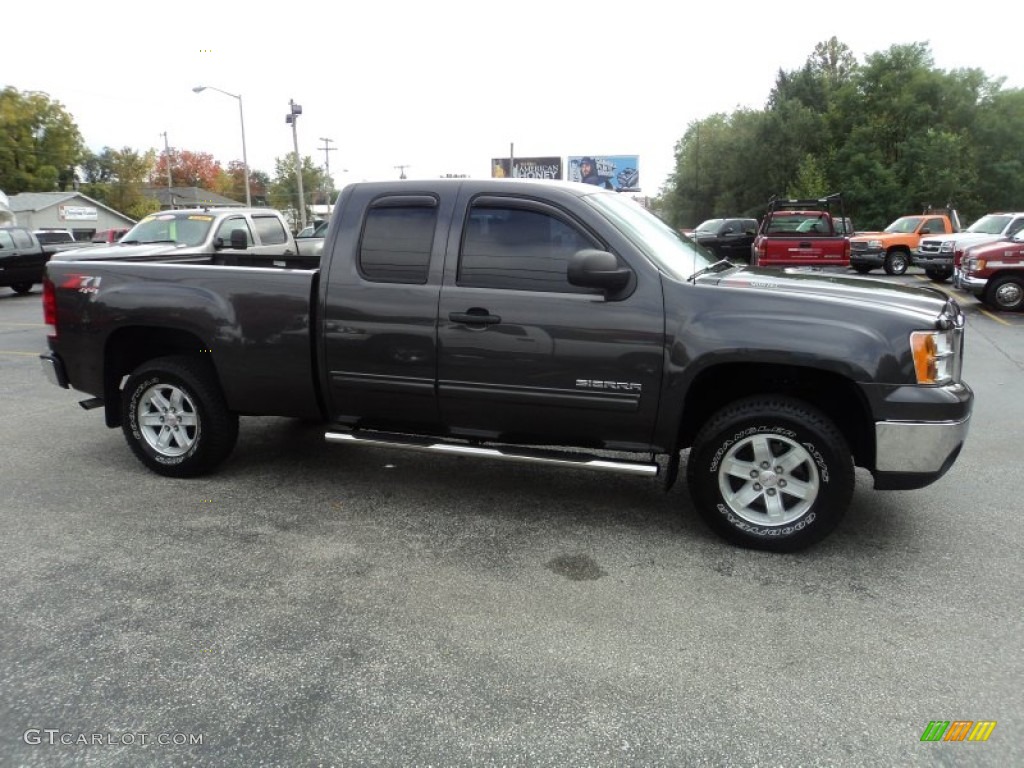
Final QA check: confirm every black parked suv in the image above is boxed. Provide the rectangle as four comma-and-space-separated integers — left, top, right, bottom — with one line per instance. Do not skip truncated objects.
691, 218, 758, 262
0, 226, 47, 294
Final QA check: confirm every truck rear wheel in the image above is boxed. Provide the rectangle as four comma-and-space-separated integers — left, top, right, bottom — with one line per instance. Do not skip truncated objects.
121, 356, 238, 477
11, 283, 33, 295
984, 275, 1024, 312
686, 396, 854, 552
883, 251, 909, 276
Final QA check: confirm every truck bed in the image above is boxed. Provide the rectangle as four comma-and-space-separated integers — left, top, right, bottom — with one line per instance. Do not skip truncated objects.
45, 258, 322, 419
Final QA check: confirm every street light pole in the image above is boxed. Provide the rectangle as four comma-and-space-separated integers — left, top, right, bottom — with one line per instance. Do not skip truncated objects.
318, 137, 336, 215
286, 100, 306, 230
159, 131, 173, 205
192, 85, 252, 207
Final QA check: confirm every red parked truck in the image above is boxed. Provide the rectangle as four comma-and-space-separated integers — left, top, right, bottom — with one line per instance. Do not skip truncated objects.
750, 194, 851, 268
955, 230, 1024, 311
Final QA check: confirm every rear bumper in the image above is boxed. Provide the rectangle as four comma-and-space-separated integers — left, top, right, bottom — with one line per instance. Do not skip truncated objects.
40, 352, 69, 389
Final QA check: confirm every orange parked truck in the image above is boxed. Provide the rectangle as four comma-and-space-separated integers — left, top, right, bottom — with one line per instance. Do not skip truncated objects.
849, 209, 960, 277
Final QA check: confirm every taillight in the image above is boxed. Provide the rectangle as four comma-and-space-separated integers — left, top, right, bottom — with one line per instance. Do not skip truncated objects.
42, 277, 57, 339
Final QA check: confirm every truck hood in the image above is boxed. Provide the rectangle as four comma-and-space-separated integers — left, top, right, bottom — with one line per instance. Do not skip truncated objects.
920, 232, 998, 246
53, 242, 205, 262
702, 266, 949, 321
965, 237, 1024, 260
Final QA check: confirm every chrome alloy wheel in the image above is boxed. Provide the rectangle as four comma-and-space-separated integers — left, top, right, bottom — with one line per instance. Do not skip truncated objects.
995, 280, 1023, 309
716, 433, 820, 526
136, 383, 199, 457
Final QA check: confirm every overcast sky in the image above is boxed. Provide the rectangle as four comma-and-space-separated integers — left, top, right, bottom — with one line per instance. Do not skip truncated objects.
5, 1, 1021, 197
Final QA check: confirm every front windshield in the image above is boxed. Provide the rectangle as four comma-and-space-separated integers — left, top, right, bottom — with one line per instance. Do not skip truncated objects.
966, 214, 1012, 235
122, 212, 215, 247
584, 192, 714, 280
884, 216, 921, 234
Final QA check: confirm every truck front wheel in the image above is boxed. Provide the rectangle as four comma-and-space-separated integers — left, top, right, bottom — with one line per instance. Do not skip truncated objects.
685, 396, 854, 552
984, 275, 1024, 312
121, 356, 239, 477
883, 250, 909, 276
925, 267, 953, 283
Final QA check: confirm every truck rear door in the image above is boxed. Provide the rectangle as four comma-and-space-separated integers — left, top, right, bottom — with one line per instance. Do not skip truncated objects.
319, 190, 450, 430
435, 190, 665, 449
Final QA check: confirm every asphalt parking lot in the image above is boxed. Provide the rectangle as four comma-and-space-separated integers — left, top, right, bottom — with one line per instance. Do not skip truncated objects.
1, 270, 1021, 767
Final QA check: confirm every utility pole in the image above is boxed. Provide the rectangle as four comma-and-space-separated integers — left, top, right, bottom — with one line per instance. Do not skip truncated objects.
160, 131, 173, 207
286, 99, 306, 229
394, 165, 409, 180
318, 137, 336, 214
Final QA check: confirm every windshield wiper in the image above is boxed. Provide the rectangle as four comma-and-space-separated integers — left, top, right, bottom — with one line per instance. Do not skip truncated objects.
688, 259, 737, 282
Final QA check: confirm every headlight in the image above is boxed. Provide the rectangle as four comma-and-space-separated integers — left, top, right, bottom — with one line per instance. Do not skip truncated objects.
868, 239, 882, 249
910, 329, 961, 385
963, 257, 986, 272
939, 241, 954, 253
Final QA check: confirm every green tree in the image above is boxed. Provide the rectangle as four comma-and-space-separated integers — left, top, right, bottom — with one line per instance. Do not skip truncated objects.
269, 154, 327, 223
81, 147, 159, 220
0, 87, 84, 193
971, 87, 1024, 213
661, 38, 1024, 230
80, 147, 117, 184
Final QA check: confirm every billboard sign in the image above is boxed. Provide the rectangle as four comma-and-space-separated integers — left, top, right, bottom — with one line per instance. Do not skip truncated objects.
567, 155, 640, 192
59, 205, 98, 221
491, 156, 563, 180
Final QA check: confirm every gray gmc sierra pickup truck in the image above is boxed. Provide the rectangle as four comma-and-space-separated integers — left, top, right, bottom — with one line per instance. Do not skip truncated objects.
39, 179, 973, 551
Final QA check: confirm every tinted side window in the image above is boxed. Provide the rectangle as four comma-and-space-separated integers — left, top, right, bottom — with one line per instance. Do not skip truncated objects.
215, 217, 253, 247
458, 206, 596, 292
1008, 218, 1024, 237
252, 215, 288, 245
923, 218, 943, 233
11, 229, 34, 248
359, 206, 436, 284
0, 231, 15, 249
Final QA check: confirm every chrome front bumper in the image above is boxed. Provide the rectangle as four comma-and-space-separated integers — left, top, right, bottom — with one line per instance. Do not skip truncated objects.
875, 415, 971, 473
953, 269, 987, 295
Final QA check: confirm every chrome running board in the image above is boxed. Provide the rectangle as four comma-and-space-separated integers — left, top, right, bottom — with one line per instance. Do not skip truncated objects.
324, 430, 659, 477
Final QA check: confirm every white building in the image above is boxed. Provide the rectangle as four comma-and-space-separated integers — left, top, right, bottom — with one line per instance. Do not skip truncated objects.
7, 192, 136, 239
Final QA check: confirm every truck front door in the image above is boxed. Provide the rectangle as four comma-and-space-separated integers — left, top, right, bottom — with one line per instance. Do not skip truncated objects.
436, 193, 665, 450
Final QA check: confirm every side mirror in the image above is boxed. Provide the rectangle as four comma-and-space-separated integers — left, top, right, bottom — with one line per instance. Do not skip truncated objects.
920, 228, 931, 234
567, 249, 631, 294
230, 229, 249, 250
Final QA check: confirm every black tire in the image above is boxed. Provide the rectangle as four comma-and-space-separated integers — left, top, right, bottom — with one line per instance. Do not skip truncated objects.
11, 283, 33, 295
925, 267, 953, 283
883, 250, 909, 276
984, 275, 1024, 312
851, 265, 872, 275
686, 396, 854, 552
121, 356, 239, 477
